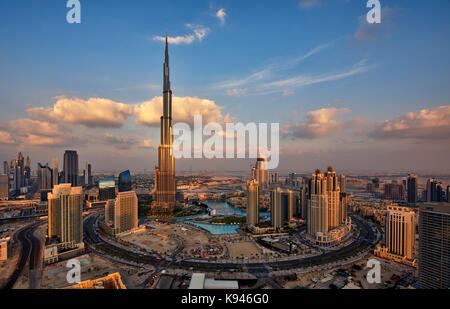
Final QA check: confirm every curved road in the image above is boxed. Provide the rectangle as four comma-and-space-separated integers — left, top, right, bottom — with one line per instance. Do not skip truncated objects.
3, 221, 43, 289
84, 211, 377, 283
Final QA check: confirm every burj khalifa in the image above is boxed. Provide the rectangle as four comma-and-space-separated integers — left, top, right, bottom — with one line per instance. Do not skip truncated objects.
153, 33, 176, 210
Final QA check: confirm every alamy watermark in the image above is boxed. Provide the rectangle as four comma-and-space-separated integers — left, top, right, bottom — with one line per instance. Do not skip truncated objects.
366, 259, 382, 284
66, 258, 81, 284
66, 0, 81, 24
172, 116, 280, 170
367, 0, 382, 24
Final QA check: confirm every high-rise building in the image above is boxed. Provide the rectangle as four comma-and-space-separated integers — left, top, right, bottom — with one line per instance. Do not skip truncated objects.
375, 206, 416, 265
426, 179, 438, 202
384, 182, 404, 201
37, 163, 52, 191
326, 167, 340, 229
64, 150, 79, 187
270, 188, 283, 231
118, 170, 132, 193
246, 180, 259, 227
99, 176, 116, 201
252, 153, 269, 189
0, 174, 8, 200
340, 174, 346, 194
24, 156, 31, 186
407, 174, 418, 204
52, 158, 59, 187
153, 33, 176, 211
419, 203, 450, 289
299, 180, 309, 220
308, 170, 329, 237
307, 167, 350, 246
436, 183, 445, 202
447, 186, 450, 203
84, 163, 92, 186
104, 191, 138, 236
47, 184, 83, 246
2, 161, 8, 175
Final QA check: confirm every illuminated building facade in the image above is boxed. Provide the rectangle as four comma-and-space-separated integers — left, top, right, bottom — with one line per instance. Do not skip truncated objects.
153, 33, 176, 211
47, 184, 83, 247
375, 206, 417, 266
246, 179, 259, 227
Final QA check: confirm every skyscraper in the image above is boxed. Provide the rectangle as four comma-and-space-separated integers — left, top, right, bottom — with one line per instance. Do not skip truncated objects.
84, 163, 92, 186
384, 182, 404, 201
24, 156, 31, 186
153, 33, 176, 211
0, 174, 8, 200
270, 188, 283, 231
99, 176, 116, 201
326, 167, 340, 229
308, 170, 328, 237
246, 180, 259, 227
47, 184, 83, 246
2, 161, 8, 175
251, 153, 269, 189
340, 174, 346, 194
375, 206, 416, 265
407, 174, 418, 204
64, 150, 79, 187
426, 179, 438, 202
52, 158, 59, 187
118, 170, 132, 193
419, 203, 450, 289
37, 163, 52, 191
104, 191, 138, 236
307, 167, 350, 246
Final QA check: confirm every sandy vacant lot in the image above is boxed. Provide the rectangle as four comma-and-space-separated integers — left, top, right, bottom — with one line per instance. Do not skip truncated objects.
124, 232, 178, 255
226, 241, 262, 258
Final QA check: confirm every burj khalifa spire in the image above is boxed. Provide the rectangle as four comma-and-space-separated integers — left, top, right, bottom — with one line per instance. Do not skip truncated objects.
153, 31, 177, 211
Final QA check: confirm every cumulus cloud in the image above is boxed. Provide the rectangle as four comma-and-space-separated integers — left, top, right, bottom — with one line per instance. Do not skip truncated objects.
216, 8, 226, 24
370, 105, 450, 140
284, 107, 351, 139
97, 134, 140, 150
153, 24, 209, 45
27, 97, 133, 128
0, 131, 15, 145
5, 118, 85, 147
134, 96, 228, 127
298, 0, 321, 9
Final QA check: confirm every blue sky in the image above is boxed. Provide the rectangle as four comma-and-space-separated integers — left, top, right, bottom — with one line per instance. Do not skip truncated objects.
0, 0, 449, 173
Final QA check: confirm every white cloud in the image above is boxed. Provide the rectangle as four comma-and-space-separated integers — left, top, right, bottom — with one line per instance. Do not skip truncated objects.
370, 105, 450, 140
0, 131, 15, 145
216, 8, 226, 24
284, 107, 351, 139
226, 88, 246, 97
27, 96, 133, 128
153, 24, 209, 45
5, 118, 85, 147
212, 43, 370, 96
134, 96, 227, 127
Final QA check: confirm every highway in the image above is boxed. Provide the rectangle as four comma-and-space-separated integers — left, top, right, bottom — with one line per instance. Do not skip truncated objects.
3, 221, 43, 289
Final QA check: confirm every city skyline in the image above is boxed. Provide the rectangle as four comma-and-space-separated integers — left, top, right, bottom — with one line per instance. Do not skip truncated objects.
0, 1, 449, 173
